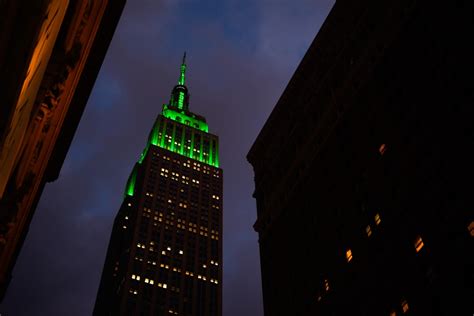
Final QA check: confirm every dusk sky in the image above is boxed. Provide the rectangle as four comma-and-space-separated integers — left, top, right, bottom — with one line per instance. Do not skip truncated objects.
1, 1, 334, 315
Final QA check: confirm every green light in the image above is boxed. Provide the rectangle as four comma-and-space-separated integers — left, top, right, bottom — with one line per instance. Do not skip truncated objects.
178, 91, 185, 109
160, 119, 166, 147
133, 55, 219, 168
179, 52, 186, 85
140, 116, 219, 167
215, 141, 219, 166
180, 129, 185, 155
162, 106, 208, 132
138, 143, 149, 164
125, 165, 137, 197
171, 124, 176, 151
151, 123, 159, 145
209, 139, 213, 165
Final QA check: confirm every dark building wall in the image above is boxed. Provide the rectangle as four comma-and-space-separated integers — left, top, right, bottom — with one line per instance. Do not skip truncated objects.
0, 0, 126, 300
248, 1, 474, 315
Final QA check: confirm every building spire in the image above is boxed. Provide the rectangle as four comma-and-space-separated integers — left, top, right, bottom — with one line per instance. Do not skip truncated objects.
178, 51, 186, 85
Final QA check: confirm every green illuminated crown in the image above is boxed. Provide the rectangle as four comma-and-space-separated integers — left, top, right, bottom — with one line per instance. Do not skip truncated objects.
162, 52, 209, 132
125, 53, 219, 197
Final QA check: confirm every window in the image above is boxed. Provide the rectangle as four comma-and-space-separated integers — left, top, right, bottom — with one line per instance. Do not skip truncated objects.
366, 225, 372, 237
468, 221, 474, 237
375, 213, 381, 225
346, 249, 353, 262
401, 299, 409, 313
414, 236, 424, 252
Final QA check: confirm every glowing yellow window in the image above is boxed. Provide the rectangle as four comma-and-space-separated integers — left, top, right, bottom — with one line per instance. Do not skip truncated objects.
366, 225, 372, 237
346, 249, 353, 262
468, 221, 474, 237
414, 236, 424, 252
401, 300, 409, 313
379, 143, 387, 155
375, 213, 381, 225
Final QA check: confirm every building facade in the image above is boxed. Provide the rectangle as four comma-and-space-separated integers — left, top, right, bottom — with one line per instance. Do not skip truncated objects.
248, 1, 473, 315
94, 56, 223, 316
0, 0, 125, 300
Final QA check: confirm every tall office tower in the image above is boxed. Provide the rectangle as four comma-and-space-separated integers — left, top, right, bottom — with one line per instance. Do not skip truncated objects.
0, 0, 125, 299
94, 56, 223, 316
248, 1, 473, 315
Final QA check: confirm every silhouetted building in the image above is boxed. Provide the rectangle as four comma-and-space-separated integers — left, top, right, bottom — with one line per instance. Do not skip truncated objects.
0, 0, 125, 300
248, 1, 473, 315
94, 56, 223, 316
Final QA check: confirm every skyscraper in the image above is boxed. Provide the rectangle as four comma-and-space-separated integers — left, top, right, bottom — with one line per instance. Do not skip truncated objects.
94, 55, 223, 316
248, 1, 473, 315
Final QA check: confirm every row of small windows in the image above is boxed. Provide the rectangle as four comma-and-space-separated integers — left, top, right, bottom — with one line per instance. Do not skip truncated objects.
317, 211, 433, 313
151, 152, 220, 176
131, 271, 219, 287
141, 209, 219, 236
138, 207, 220, 233
147, 192, 221, 208
344, 213, 425, 264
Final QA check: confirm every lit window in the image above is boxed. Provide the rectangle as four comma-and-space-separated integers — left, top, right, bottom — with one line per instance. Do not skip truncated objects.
163, 283, 167, 289
414, 236, 424, 252
379, 143, 387, 155
179, 250, 184, 254
401, 300, 409, 313
375, 213, 381, 225
468, 221, 474, 237
346, 249, 353, 262
324, 279, 329, 291
366, 225, 372, 237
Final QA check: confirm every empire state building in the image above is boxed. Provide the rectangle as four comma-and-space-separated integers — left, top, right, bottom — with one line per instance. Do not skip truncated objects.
94, 55, 223, 316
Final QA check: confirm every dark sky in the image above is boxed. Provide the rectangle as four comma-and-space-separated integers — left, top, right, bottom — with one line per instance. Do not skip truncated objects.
1, 1, 334, 315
